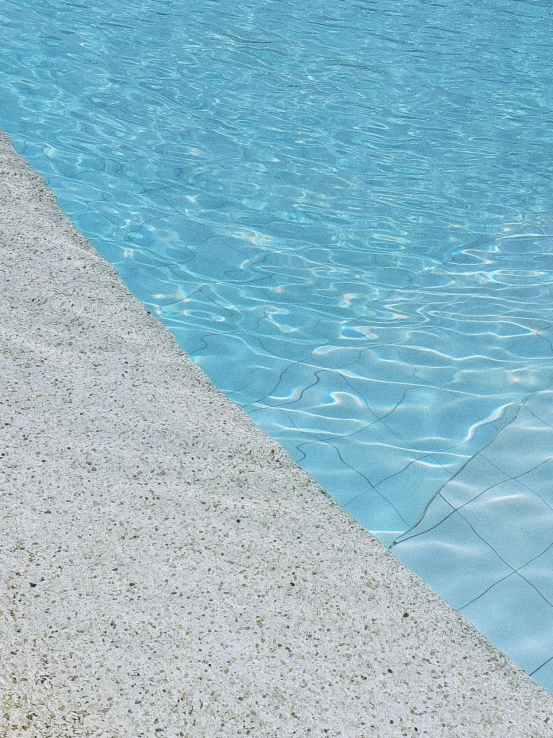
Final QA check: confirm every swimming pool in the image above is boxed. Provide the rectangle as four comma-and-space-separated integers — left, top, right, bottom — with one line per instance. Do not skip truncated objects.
3, 0, 553, 691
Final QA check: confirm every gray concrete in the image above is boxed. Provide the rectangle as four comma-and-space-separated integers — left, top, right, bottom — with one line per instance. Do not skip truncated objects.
1, 129, 552, 738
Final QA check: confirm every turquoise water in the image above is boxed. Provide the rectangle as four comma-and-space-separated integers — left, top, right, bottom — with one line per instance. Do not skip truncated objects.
3, 0, 553, 690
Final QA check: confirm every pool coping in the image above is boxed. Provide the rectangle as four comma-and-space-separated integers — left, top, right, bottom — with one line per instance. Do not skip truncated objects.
1, 129, 552, 737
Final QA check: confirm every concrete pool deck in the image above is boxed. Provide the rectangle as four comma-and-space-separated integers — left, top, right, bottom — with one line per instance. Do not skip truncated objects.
1, 129, 552, 737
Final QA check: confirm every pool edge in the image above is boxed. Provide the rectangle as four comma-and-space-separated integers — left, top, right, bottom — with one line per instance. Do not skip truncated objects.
1, 128, 552, 736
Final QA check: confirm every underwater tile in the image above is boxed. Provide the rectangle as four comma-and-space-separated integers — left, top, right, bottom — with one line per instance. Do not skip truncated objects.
191, 333, 291, 401
516, 458, 553, 508
344, 489, 409, 544
393, 492, 455, 542
441, 453, 511, 509
332, 423, 419, 487
394, 509, 512, 610
298, 440, 379, 508
525, 389, 553, 427
519, 545, 553, 606
461, 479, 553, 570
375, 457, 451, 528
481, 406, 553, 478
339, 373, 412, 419
381, 386, 502, 453
530, 654, 553, 694
461, 574, 553, 675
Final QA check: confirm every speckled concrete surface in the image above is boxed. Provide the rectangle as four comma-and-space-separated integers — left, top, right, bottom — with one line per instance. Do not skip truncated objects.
1, 130, 553, 738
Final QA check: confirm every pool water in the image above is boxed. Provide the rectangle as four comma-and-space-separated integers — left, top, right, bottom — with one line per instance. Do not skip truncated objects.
3, 0, 553, 691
